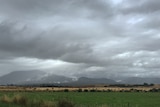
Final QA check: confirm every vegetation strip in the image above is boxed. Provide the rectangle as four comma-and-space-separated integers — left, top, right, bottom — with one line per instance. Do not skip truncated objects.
0, 92, 160, 107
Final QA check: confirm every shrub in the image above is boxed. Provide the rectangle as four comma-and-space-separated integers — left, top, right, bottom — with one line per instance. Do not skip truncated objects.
90, 89, 96, 92
77, 88, 82, 92
106, 89, 112, 92
84, 89, 88, 92
39, 100, 55, 107
64, 89, 69, 92
1, 95, 11, 103
149, 88, 159, 92
29, 99, 40, 107
28, 99, 55, 107
57, 99, 74, 107
12, 94, 28, 106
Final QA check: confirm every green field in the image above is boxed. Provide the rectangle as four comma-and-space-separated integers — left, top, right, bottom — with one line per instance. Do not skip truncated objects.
0, 92, 160, 107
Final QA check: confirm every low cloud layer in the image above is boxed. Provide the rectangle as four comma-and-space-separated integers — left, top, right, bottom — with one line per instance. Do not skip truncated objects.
0, 0, 160, 78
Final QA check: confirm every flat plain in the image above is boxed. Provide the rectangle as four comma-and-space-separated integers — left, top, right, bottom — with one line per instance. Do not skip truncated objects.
0, 90, 160, 107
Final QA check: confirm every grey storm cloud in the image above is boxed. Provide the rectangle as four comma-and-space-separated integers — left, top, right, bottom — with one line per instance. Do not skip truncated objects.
0, 0, 114, 20
0, 21, 92, 59
121, 0, 160, 14
0, 0, 160, 78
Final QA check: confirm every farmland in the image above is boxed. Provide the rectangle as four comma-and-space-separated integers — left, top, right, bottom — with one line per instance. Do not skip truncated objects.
1, 84, 160, 92
0, 90, 160, 107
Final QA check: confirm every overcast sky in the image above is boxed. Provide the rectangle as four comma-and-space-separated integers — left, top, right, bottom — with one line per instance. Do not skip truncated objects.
0, 0, 160, 78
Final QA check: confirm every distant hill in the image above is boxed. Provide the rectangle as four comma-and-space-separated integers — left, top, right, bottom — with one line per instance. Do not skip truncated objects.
122, 77, 160, 84
0, 70, 73, 85
0, 71, 117, 86
65, 77, 117, 86
0, 70, 44, 85
1, 71, 160, 86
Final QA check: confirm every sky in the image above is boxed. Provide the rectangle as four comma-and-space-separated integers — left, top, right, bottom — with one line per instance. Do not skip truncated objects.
0, 0, 160, 79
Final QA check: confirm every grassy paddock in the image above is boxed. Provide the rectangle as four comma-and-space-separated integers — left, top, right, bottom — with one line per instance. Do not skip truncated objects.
0, 92, 160, 107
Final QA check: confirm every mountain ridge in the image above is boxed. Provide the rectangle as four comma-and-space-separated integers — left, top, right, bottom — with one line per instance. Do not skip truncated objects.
0, 71, 160, 85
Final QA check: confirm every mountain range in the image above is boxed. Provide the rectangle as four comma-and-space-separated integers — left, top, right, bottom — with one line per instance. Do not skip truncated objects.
0, 70, 160, 85
121, 77, 160, 84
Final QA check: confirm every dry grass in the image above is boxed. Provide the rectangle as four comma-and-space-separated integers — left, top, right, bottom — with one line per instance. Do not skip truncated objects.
1, 94, 11, 103
57, 99, 74, 107
39, 100, 55, 107
12, 94, 28, 106
1, 85, 160, 92
0, 94, 57, 107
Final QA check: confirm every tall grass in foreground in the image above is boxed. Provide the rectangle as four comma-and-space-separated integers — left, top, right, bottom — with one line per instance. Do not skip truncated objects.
57, 99, 75, 107
12, 94, 28, 106
0, 93, 137, 107
1, 94, 11, 103
0, 94, 136, 107
0, 94, 110, 107
0, 94, 85, 107
1, 94, 56, 107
